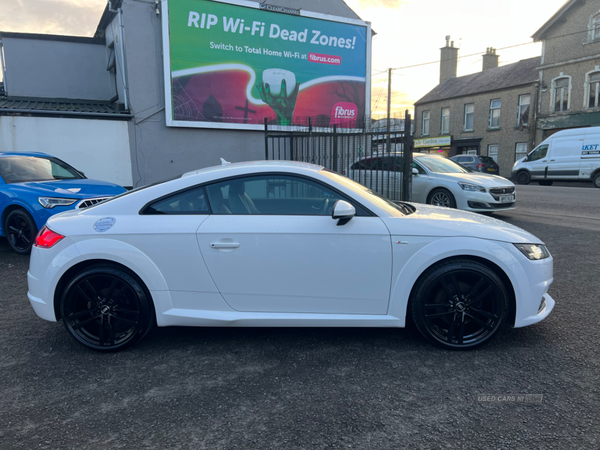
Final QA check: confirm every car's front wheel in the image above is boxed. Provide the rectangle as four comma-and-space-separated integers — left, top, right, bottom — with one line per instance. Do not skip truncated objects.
4, 209, 37, 255
410, 260, 508, 350
428, 189, 456, 208
60, 266, 155, 351
516, 171, 531, 185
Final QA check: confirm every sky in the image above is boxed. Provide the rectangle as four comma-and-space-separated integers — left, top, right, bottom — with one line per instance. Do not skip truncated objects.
0, 0, 569, 117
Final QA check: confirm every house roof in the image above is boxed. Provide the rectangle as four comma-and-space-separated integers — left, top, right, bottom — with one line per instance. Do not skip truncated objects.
0, 31, 104, 45
414, 57, 540, 106
531, 0, 583, 42
0, 97, 131, 120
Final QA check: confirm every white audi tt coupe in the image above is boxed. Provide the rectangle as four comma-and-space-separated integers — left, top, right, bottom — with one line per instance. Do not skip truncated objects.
27, 160, 555, 351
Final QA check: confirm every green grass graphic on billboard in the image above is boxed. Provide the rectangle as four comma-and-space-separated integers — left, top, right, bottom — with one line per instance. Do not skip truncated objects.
164, 0, 369, 129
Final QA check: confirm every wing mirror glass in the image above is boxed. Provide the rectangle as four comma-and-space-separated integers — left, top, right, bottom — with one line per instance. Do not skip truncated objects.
332, 200, 355, 226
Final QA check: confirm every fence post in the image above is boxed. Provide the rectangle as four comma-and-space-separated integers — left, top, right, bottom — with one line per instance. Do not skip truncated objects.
402, 111, 413, 202
332, 124, 338, 172
264, 118, 269, 160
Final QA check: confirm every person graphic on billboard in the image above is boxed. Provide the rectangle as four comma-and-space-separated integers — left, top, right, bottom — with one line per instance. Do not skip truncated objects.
256, 69, 300, 126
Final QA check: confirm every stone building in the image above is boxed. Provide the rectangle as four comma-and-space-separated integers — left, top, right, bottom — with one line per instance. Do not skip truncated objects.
533, 0, 600, 141
413, 40, 539, 177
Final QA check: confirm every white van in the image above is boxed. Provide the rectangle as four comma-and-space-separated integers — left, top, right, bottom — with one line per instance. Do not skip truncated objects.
512, 126, 600, 188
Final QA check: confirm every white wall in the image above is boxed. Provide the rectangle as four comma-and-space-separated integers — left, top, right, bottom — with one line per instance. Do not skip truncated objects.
0, 116, 132, 187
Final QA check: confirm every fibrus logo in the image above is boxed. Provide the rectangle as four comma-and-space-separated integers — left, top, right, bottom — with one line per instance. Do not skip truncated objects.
331, 102, 358, 128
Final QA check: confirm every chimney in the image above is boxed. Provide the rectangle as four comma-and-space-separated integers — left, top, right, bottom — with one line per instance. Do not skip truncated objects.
440, 36, 458, 83
482, 47, 499, 71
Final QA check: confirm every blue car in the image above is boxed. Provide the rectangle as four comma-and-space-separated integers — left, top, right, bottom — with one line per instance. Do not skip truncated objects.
0, 152, 126, 254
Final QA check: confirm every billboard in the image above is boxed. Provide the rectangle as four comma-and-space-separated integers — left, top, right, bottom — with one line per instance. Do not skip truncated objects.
161, 0, 371, 130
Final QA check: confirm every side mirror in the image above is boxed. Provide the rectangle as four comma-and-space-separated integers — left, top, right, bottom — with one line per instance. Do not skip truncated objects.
331, 200, 355, 226
412, 168, 419, 175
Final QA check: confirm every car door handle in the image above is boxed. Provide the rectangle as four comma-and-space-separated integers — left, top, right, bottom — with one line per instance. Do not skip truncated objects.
550, 159, 555, 161
211, 242, 240, 249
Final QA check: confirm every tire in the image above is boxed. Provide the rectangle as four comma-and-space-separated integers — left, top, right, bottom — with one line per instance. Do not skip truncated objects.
516, 171, 531, 185
60, 266, 155, 352
428, 188, 457, 208
593, 173, 600, 189
410, 260, 508, 350
538, 180, 553, 186
4, 209, 37, 255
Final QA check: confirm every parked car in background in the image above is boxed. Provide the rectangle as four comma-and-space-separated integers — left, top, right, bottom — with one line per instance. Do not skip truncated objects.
347, 153, 516, 212
450, 155, 500, 175
27, 160, 554, 351
0, 152, 126, 254
512, 126, 600, 187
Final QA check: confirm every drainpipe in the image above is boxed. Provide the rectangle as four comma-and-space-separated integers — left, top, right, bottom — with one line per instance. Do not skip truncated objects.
0, 39, 7, 94
108, 1, 129, 111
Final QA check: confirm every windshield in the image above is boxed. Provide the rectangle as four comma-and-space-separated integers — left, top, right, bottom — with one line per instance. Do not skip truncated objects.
416, 155, 468, 174
0, 156, 83, 184
320, 169, 413, 216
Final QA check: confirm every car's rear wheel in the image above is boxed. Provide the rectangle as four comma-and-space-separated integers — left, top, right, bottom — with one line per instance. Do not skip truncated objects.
410, 260, 508, 350
516, 171, 531, 185
428, 189, 456, 208
593, 173, 600, 189
4, 209, 37, 255
539, 180, 553, 186
60, 266, 155, 351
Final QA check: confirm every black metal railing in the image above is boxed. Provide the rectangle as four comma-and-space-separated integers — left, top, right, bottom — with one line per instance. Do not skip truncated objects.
265, 113, 413, 201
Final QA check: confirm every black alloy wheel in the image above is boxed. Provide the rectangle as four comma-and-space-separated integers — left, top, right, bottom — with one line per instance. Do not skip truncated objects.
4, 209, 37, 255
411, 260, 508, 350
60, 266, 155, 351
516, 171, 531, 185
428, 189, 457, 208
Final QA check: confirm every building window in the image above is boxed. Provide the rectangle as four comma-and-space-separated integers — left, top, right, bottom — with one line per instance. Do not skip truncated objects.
592, 14, 600, 41
553, 77, 570, 112
464, 104, 474, 131
517, 94, 530, 126
488, 144, 499, 162
422, 111, 430, 135
515, 143, 528, 161
441, 107, 450, 134
588, 72, 600, 108
489, 99, 501, 128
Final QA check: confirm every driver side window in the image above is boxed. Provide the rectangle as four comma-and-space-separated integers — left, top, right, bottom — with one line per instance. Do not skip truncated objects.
527, 145, 548, 162
206, 175, 346, 216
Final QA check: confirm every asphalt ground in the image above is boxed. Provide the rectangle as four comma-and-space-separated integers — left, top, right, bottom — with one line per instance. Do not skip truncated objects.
1, 184, 599, 449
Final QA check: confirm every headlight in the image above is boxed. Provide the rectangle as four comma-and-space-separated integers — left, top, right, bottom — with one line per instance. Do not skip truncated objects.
38, 197, 78, 209
458, 182, 486, 193
514, 244, 551, 260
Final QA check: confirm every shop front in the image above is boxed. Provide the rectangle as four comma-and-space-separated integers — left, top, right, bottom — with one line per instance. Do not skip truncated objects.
414, 136, 451, 157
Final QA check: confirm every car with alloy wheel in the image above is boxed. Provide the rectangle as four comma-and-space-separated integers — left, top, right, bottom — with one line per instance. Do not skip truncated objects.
347, 153, 516, 212
27, 160, 554, 351
0, 152, 126, 254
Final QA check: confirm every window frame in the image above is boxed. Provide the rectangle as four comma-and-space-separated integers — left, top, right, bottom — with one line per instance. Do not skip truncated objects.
141, 185, 210, 215
464, 103, 474, 131
421, 110, 430, 136
441, 107, 450, 134
489, 99, 501, 128
551, 75, 571, 112
517, 94, 531, 126
515, 142, 528, 162
487, 144, 499, 163
585, 70, 600, 109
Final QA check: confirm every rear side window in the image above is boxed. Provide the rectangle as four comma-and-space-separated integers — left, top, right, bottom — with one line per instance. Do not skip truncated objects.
480, 156, 496, 163
143, 186, 209, 214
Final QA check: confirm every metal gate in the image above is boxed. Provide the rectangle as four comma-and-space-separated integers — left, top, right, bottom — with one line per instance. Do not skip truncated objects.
265, 114, 413, 202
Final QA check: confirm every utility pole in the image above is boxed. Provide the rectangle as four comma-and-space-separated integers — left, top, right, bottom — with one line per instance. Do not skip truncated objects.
386, 68, 392, 155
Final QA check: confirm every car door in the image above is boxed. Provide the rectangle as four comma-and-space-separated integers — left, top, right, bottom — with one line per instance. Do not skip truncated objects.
410, 161, 429, 203
526, 144, 549, 180
547, 136, 581, 179
196, 174, 393, 315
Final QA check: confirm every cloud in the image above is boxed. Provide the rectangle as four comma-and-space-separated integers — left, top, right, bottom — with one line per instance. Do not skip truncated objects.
1, 0, 107, 37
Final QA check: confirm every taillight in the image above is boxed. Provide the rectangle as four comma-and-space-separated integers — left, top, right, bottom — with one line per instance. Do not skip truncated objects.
476, 164, 484, 168
34, 226, 65, 248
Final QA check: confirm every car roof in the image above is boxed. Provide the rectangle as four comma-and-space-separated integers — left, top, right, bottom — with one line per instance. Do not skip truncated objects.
0, 151, 53, 158
181, 160, 324, 178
